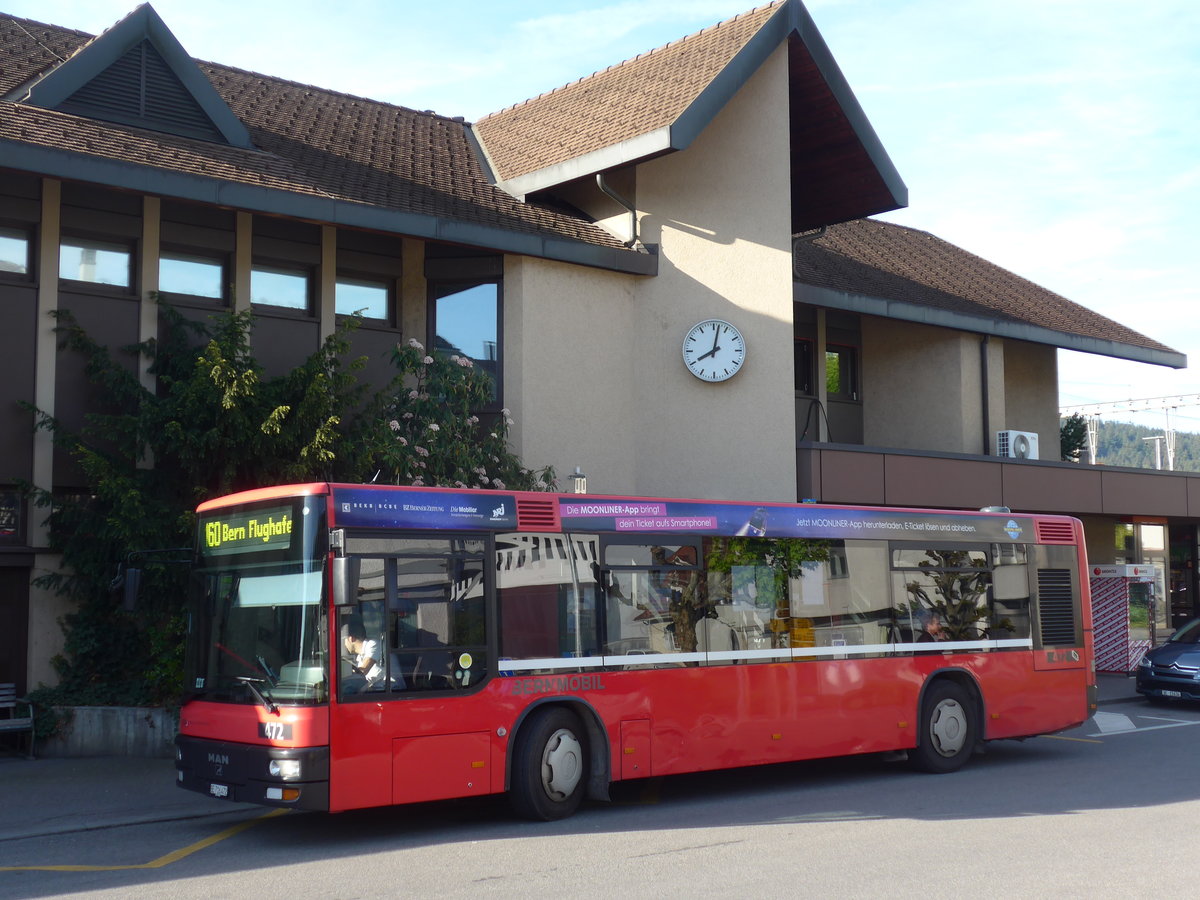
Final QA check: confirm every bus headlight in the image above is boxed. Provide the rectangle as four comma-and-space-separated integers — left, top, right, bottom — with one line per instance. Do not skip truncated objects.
269, 759, 301, 779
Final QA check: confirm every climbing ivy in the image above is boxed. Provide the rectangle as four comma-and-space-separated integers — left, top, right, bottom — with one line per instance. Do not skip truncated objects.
24, 302, 551, 713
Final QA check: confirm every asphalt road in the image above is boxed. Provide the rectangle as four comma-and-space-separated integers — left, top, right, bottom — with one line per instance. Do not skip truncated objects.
2, 698, 1195, 899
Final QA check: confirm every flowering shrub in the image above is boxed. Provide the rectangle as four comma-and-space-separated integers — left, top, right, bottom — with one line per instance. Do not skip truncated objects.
372, 339, 554, 491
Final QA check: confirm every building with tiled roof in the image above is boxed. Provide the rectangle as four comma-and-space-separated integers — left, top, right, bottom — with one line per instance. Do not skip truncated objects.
0, 1, 1194, 700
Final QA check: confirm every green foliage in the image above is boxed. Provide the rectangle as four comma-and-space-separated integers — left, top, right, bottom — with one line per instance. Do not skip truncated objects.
1059, 413, 1088, 462
1090, 419, 1200, 471
24, 303, 550, 709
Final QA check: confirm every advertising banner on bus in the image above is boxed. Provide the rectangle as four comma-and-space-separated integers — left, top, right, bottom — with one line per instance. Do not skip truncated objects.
557, 498, 1034, 543
331, 486, 518, 530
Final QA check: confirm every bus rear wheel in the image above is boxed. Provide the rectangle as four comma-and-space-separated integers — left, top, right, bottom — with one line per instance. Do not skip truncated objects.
911, 681, 976, 774
510, 707, 588, 820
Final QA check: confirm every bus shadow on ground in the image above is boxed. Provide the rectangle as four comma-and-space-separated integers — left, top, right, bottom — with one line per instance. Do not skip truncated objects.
250, 722, 1196, 853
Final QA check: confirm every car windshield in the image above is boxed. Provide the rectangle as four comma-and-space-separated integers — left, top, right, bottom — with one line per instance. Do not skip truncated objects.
1168, 619, 1200, 644
184, 497, 329, 705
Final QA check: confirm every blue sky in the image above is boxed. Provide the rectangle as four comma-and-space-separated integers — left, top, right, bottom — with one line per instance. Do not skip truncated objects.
9, 0, 1198, 428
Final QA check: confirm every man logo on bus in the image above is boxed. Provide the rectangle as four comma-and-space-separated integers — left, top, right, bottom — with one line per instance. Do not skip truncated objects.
1005, 519, 1022, 540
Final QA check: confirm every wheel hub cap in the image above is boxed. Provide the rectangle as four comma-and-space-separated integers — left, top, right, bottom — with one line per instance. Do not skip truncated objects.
541, 728, 583, 800
929, 699, 968, 757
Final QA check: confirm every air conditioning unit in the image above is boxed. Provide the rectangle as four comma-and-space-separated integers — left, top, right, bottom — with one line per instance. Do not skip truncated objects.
997, 430, 1039, 460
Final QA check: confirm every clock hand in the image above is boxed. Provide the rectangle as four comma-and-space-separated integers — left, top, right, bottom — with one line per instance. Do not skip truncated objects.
695, 343, 721, 362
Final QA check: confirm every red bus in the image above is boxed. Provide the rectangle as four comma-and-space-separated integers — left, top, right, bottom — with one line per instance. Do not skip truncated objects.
175, 483, 1095, 819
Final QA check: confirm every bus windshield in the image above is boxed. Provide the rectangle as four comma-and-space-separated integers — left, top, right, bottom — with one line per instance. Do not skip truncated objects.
184, 497, 329, 706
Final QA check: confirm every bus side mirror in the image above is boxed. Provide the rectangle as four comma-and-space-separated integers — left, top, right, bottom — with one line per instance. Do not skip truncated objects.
332, 556, 360, 606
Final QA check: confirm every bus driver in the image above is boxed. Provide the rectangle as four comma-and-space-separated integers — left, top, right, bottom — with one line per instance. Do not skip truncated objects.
341, 620, 385, 691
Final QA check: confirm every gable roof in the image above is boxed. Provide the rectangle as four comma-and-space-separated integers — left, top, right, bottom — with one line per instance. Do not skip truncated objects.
475, 0, 906, 231
9, 4, 251, 148
792, 218, 1184, 368
0, 9, 651, 274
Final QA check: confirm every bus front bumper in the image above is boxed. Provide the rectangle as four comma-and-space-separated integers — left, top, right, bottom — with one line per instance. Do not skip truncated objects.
175, 734, 330, 811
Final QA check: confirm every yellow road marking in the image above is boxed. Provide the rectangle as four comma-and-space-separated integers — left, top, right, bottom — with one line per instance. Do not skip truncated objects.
1041, 734, 1103, 744
0, 808, 289, 872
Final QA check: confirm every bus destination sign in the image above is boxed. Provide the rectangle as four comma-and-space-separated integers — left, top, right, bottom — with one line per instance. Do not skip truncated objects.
558, 499, 1035, 544
201, 505, 294, 556
332, 487, 518, 530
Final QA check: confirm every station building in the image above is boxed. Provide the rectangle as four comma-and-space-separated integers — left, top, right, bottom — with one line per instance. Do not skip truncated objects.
0, 1, 1191, 693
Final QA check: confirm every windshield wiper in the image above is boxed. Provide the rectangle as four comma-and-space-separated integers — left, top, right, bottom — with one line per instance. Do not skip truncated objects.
235, 676, 279, 715
256, 655, 278, 685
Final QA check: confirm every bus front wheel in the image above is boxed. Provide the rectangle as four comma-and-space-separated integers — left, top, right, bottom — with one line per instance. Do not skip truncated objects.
911, 681, 976, 774
510, 707, 588, 820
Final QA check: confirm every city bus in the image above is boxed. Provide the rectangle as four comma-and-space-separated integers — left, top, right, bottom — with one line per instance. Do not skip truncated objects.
175, 483, 1095, 820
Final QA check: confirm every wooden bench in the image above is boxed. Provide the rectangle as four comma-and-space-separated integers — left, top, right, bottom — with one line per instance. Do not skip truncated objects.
0, 683, 34, 758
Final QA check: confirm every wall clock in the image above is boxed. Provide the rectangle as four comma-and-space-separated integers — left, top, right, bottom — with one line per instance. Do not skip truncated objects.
682, 318, 746, 382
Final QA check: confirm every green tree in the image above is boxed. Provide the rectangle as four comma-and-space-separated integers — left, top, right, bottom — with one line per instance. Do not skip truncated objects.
25, 303, 549, 709
1060, 413, 1088, 463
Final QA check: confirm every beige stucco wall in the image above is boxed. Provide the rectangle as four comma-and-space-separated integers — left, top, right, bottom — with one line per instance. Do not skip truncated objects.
862, 318, 988, 453
504, 255, 638, 490
507, 44, 796, 501
1002, 340, 1061, 461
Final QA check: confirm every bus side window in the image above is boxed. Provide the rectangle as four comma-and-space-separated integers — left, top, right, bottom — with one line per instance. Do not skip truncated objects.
496, 533, 600, 662
891, 545, 991, 642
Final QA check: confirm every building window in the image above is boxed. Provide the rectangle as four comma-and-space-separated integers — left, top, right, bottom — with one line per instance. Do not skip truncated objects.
159, 251, 225, 300
431, 281, 500, 403
0, 227, 30, 277
60, 237, 132, 288
336, 276, 390, 320
251, 263, 310, 311
0, 489, 21, 544
825, 344, 858, 401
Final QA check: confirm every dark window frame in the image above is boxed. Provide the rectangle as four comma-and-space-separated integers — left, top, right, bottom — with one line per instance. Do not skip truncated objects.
158, 245, 229, 306
427, 278, 503, 412
249, 259, 314, 317
0, 223, 33, 282
58, 232, 136, 294
825, 343, 860, 402
335, 270, 395, 326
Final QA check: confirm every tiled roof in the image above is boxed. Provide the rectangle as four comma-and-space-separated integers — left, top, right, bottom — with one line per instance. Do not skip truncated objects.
793, 218, 1182, 364
476, 3, 783, 183
0, 12, 629, 257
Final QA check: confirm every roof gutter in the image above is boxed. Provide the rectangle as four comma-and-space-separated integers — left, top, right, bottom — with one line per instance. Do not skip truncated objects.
796, 283, 1187, 369
1, 140, 658, 276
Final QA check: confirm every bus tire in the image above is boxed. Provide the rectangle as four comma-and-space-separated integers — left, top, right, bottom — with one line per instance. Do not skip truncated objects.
910, 681, 976, 774
509, 707, 589, 821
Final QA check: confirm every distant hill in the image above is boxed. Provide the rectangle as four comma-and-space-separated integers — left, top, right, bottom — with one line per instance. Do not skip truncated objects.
1086, 420, 1200, 471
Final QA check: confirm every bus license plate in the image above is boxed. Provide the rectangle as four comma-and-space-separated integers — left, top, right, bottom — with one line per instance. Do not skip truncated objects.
1161, 690, 1183, 698
210, 783, 229, 798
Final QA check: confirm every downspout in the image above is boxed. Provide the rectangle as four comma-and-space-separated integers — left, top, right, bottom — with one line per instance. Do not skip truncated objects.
980, 335, 991, 454
596, 173, 638, 248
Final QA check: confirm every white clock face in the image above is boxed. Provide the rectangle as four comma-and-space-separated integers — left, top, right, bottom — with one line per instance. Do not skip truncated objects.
682, 319, 746, 382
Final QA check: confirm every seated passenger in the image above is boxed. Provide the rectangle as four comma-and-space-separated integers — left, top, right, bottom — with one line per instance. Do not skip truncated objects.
916, 610, 947, 643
